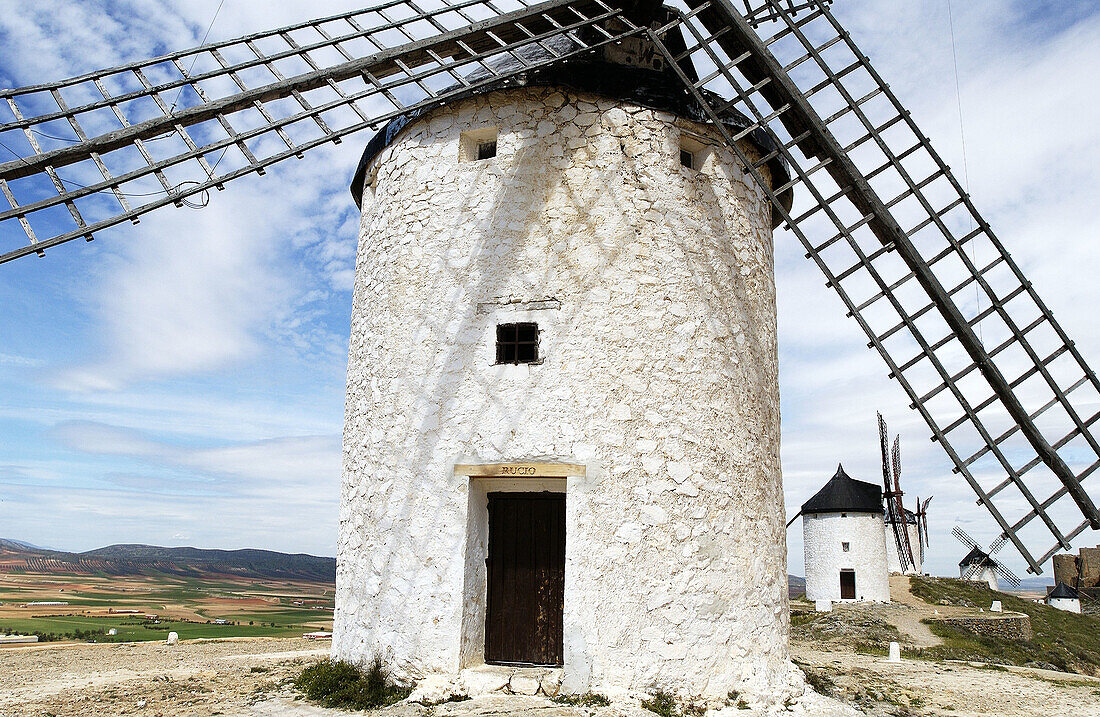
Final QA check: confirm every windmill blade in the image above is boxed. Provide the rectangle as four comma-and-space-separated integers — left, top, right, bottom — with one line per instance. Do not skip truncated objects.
892, 436, 902, 495
877, 412, 912, 571
890, 435, 917, 568
0, 0, 638, 262
920, 496, 933, 547
915, 495, 925, 548
988, 533, 1008, 556
878, 411, 892, 494
993, 560, 1022, 589
736, 0, 833, 28
644, 0, 1100, 574
961, 561, 982, 582
952, 526, 980, 552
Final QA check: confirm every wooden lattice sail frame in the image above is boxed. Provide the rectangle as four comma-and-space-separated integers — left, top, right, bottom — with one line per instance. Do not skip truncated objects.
1, 0, 1097, 574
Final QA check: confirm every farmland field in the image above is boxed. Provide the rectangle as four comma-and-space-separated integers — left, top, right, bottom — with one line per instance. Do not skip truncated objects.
0, 569, 333, 644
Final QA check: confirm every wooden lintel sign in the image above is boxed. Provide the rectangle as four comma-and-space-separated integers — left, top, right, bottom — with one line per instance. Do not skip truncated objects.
454, 462, 585, 478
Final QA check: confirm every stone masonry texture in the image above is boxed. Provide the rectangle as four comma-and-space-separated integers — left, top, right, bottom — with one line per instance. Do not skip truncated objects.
334, 86, 791, 703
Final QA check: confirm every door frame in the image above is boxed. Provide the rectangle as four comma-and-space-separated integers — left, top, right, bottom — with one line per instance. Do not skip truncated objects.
455, 469, 579, 669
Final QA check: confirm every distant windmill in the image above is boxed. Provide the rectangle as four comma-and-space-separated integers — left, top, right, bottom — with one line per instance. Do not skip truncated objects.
879, 412, 918, 574
954, 526, 1021, 590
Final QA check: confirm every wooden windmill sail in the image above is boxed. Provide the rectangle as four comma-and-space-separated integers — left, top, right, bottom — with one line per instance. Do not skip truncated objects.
2, 0, 1098, 574
879, 412, 915, 574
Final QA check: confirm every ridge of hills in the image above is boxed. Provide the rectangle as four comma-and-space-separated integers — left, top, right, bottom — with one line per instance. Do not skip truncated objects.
0, 538, 335, 582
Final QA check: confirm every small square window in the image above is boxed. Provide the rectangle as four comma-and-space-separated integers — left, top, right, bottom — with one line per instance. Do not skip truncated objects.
679, 134, 707, 171
842, 542, 850, 552
496, 322, 539, 364
460, 127, 498, 162
477, 141, 497, 160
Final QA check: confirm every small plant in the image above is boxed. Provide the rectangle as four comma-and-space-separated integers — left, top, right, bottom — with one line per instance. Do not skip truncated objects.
642, 690, 678, 717
553, 693, 612, 707
794, 661, 836, 697
295, 656, 412, 710
727, 690, 749, 709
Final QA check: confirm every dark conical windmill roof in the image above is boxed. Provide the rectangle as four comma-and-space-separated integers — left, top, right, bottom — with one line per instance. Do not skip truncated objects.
1048, 582, 1079, 599
959, 546, 996, 568
801, 464, 883, 515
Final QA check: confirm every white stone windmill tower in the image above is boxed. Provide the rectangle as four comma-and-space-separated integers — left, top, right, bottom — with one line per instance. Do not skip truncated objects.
799, 464, 890, 604
4, 0, 1100, 703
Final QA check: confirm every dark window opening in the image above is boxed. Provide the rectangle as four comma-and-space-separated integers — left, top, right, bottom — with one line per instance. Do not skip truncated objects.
496, 322, 539, 364
680, 149, 694, 169
841, 542, 850, 552
478, 141, 498, 160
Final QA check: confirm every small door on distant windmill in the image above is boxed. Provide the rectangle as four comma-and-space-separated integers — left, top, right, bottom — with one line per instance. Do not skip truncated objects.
840, 569, 856, 600
485, 492, 565, 666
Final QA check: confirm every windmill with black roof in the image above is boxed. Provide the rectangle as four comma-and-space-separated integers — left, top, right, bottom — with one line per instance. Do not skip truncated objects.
1045, 582, 1082, 613
799, 464, 890, 604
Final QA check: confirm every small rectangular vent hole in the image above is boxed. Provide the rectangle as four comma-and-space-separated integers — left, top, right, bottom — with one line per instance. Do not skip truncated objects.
679, 134, 708, 171
496, 322, 539, 364
461, 127, 499, 162
478, 141, 497, 160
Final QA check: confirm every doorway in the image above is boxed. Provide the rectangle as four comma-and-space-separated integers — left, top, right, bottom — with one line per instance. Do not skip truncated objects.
485, 492, 565, 666
840, 569, 856, 600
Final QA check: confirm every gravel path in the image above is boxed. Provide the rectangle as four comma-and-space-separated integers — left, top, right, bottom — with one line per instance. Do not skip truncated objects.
795, 645, 1100, 716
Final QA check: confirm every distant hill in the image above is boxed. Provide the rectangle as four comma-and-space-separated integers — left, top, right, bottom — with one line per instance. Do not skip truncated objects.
0, 538, 334, 582
788, 574, 806, 598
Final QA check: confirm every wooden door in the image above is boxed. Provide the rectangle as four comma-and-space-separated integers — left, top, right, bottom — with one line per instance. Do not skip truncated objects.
840, 569, 856, 600
485, 492, 565, 666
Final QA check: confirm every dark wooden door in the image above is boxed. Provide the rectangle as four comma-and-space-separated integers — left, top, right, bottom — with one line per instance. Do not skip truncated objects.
485, 492, 565, 666
840, 569, 856, 600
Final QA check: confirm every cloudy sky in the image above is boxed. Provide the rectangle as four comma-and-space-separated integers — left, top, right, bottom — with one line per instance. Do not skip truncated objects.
0, 1, 1097, 579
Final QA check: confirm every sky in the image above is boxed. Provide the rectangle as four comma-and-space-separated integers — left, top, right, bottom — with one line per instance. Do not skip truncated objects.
0, 1, 1098, 579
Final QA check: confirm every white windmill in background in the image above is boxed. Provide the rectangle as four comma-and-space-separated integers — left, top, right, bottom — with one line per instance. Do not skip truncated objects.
954, 527, 1021, 591
3, 0, 1099, 701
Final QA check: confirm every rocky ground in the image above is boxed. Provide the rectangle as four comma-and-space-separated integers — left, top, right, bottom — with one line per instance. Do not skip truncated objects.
2, 635, 1098, 717
3, 576, 1100, 717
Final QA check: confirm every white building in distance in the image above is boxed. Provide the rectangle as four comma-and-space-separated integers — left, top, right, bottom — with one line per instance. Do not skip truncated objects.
801, 465, 890, 604
333, 26, 799, 703
884, 508, 922, 575
960, 548, 1000, 591
1045, 582, 1081, 613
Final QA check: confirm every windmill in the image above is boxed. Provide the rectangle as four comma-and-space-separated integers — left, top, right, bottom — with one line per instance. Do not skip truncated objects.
3, 0, 1100, 696
879, 411, 916, 574
953, 526, 1021, 591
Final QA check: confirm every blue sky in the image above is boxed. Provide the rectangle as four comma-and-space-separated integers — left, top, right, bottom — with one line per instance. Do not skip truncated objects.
1, 1, 1099, 579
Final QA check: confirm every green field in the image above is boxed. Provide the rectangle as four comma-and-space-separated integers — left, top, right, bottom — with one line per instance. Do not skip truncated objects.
0, 570, 333, 643
0, 614, 309, 642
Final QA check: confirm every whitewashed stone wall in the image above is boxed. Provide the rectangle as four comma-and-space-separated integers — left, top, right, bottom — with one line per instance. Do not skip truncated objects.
803, 513, 890, 603
884, 521, 922, 574
335, 86, 788, 701
1046, 597, 1081, 613
962, 565, 999, 591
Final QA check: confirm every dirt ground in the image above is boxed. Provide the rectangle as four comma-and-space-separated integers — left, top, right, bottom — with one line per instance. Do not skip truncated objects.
2, 634, 1099, 717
